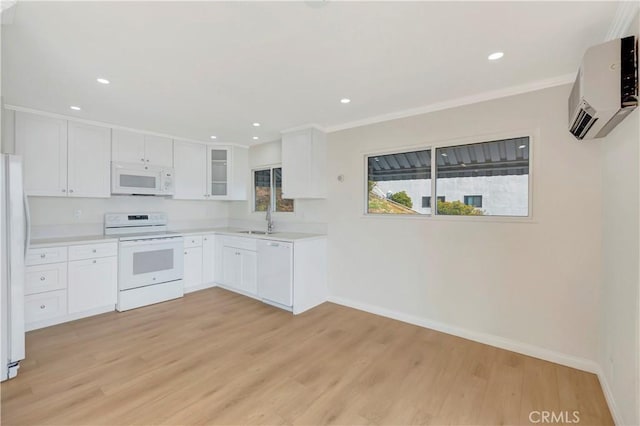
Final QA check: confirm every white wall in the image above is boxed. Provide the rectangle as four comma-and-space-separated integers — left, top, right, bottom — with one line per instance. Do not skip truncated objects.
599, 13, 639, 426
227, 139, 328, 234
28, 196, 229, 238
327, 84, 603, 367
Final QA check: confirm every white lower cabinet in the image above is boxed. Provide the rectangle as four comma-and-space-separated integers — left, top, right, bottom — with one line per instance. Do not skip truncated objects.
202, 234, 216, 283
218, 235, 327, 314
68, 256, 117, 314
222, 245, 257, 296
183, 246, 203, 291
25, 290, 68, 324
25, 242, 118, 331
181, 234, 217, 293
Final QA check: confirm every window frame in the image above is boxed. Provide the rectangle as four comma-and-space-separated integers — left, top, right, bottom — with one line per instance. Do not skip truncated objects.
362, 130, 535, 222
464, 195, 483, 208
252, 165, 295, 214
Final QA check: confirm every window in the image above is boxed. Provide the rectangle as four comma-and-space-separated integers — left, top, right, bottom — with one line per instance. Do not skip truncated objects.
365, 136, 530, 217
464, 195, 483, 208
436, 137, 529, 217
367, 149, 431, 215
253, 167, 294, 213
421, 196, 445, 208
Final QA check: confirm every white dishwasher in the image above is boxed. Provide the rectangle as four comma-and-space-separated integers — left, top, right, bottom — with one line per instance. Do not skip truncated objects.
257, 240, 293, 310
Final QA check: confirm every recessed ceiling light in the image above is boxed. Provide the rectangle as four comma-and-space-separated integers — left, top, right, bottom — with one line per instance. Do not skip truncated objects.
340, 98, 351, 104
253, 122, 260, 127
253, 136, 259, 140
96, 78, 110, 85
210, 135, 217, 140
519, 144, 527, 149
488, 52, 504, 61
441, 152, 448, 157
70, 106, 81, 111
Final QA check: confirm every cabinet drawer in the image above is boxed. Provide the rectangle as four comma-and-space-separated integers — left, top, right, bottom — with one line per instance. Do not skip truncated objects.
26, 246, 68, 266
25, 263, 67, 295
222, 236, 257, 252
25, 290, 67, 324
184, 235, 203, 248
68, 242, 118, 261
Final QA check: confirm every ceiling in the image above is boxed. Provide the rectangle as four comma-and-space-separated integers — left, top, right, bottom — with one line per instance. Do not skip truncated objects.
1, 1, 620, 146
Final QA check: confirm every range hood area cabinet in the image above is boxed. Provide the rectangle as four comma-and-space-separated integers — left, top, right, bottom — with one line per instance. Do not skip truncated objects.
281, 127, 327, 199
173, 141, 248, 201
15, 112, 111, 198
111, 129, 173, 168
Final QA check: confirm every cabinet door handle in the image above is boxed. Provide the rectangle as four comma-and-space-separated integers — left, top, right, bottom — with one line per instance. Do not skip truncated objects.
40, 254, 46, 258
141, 158, 145, 162
92, 249, 97, 253
61, 189, 66, 193
184, 251, 187, 255
40, 276, 45, 281
92, 260, 97, 264
40, 304, 45, 309
146, 159, 150, 162
69, 189, 74, 193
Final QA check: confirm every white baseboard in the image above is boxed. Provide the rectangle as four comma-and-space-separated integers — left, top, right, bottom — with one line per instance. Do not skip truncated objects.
26, 305, 115, 332
327, 295, 599, 374
595, 367, 624, 426
184, 281, 217, 294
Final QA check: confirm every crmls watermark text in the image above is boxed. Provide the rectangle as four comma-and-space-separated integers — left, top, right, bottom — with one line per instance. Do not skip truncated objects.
529, 411, 581, 424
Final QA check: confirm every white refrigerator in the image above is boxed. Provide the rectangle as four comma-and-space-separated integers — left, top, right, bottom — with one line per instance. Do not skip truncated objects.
1, 154, 26, 381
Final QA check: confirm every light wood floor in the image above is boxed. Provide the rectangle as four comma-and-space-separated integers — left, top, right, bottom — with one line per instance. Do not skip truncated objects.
2, 288, 612, 426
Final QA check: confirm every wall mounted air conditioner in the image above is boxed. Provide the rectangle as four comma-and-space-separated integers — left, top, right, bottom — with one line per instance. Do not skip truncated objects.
568, 35, 637, 140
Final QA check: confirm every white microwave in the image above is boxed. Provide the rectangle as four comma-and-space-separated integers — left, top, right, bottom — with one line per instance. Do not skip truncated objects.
111, 162, 174, 195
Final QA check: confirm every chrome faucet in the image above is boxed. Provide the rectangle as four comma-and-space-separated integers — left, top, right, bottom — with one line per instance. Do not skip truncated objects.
266, 202, 274, 234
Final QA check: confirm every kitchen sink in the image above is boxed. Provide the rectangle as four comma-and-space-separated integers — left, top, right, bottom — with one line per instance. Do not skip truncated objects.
238, 230, 269, 235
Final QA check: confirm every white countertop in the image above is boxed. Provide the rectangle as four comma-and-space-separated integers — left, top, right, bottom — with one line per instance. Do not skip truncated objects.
171, 227, 327, 242
30, 235, 119, 248
30, 227, 326, 248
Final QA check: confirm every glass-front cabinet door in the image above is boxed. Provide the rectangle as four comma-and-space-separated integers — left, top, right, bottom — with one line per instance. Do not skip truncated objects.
209, 148, 229, 197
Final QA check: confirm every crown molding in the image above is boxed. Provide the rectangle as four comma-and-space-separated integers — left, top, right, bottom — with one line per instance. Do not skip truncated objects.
280, 123, 326, 134
605, 1, 639, 41
3, 104, 249, 148
324, 73, 575, 133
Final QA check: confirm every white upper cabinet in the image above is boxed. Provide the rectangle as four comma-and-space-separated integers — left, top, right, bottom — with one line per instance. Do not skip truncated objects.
111, 129, 145, 164
67, 122, 111, 198
112, 129, 173, 167
144, 135, 173, 167
281, 127, 327, 199
173, 142, 248, 201
206, 145, 248, 200
15, 112, 68, 196
16, 112, 111, 198
173, 140, 207, 199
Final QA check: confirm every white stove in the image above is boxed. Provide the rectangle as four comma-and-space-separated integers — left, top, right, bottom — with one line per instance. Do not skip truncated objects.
105, 213, 184, 311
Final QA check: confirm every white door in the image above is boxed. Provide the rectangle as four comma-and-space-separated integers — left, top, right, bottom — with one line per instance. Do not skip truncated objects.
144, 135, 173, 167
174, 141, 207, 200
67, 122, 111, 198
183, 247, 203, 290
222, 246, 240, 290
111, 129, 146, 165
15, 112, 68, 196
240, 249, 257, 295
202, 235, 216, 284
68, 257, 117, 313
